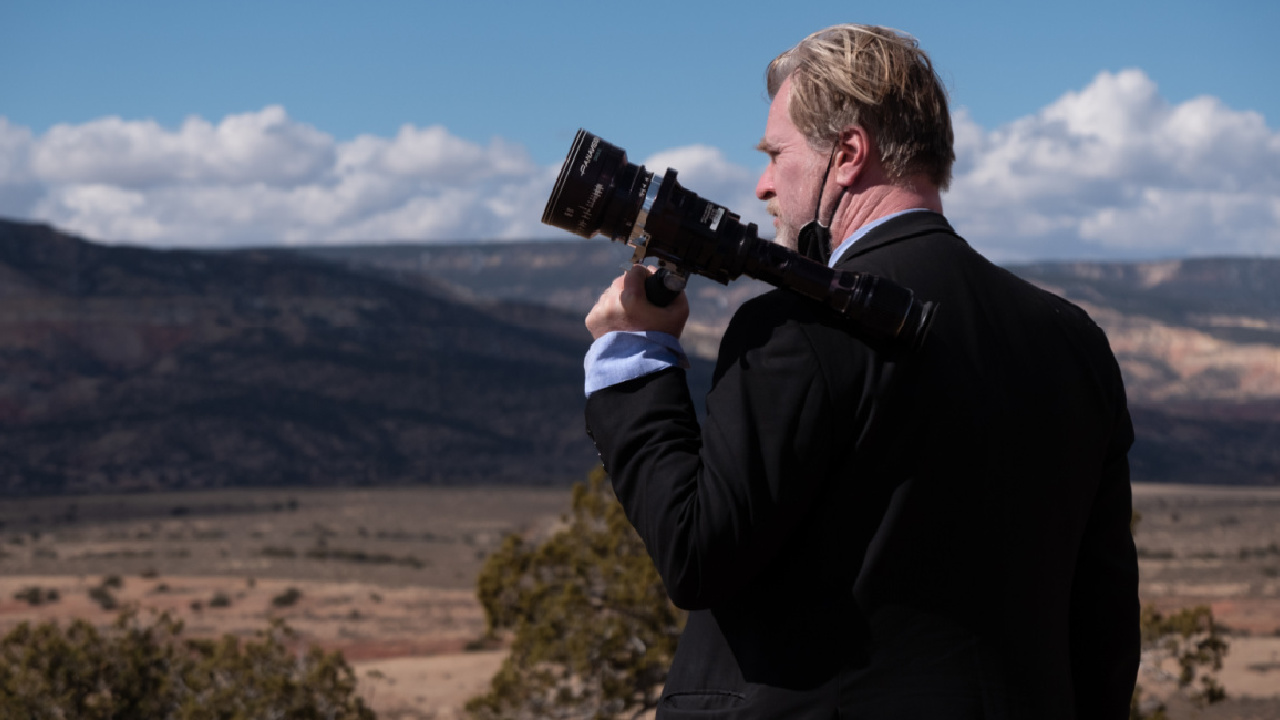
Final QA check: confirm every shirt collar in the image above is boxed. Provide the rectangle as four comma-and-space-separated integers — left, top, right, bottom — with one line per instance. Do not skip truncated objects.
827, 208, 933, 268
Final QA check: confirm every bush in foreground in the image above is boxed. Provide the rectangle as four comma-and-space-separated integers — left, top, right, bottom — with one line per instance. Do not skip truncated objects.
469, 477, 1234, 720
1130, 604, 1229, 720
0, 610, 375, 719
467, 466, 684, 720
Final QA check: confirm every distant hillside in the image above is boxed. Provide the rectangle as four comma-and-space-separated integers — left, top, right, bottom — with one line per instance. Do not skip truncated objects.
1, 220, 1276, 491
0, 219, 640, 495
1014, 259, 1280, 345
295, 241, 771, 360
1007, 260, 1280, 486
307, 241, 1280, 486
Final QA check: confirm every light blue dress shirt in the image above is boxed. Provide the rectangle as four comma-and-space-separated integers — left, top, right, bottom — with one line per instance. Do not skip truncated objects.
583, 330, 690, 396
582, 209, 930, 396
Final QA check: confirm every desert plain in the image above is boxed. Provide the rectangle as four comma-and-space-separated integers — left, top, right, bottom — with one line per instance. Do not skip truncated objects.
1, 482, 1277, 719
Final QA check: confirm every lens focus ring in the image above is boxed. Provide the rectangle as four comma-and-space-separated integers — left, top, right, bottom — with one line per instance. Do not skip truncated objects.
629, 171, 666, 242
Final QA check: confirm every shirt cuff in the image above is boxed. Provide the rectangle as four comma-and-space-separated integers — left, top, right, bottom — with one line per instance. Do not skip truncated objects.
584, 331, 690, 397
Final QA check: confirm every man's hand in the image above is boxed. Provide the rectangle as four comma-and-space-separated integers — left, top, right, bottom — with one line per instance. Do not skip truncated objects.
586, 264, 690, 340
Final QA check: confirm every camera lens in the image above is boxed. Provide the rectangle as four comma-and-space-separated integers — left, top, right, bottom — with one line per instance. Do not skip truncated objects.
543, 130, 651, 241
541, 129, 937, 352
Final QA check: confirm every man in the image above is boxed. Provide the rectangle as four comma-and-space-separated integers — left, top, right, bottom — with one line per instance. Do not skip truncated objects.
583, 24, 1139, 719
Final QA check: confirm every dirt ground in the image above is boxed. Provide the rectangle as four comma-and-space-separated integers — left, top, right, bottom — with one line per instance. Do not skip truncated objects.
0, 486, 570, 719
1132, 483, 1280, 718
0, 483, 1276, 719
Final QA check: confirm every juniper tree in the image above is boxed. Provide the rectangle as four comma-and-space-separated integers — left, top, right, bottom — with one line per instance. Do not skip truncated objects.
467, 466, 685, 720
1128, 510, 1229, 720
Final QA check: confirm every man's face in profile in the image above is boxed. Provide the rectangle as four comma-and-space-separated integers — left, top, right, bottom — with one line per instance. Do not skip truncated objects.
755, 77, 827, 250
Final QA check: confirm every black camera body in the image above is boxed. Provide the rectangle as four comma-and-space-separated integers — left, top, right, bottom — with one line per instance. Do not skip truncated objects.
542, 129, 936, 352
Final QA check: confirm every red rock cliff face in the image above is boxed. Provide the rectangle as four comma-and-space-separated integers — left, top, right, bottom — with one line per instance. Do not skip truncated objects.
1073, 304, 1280, 403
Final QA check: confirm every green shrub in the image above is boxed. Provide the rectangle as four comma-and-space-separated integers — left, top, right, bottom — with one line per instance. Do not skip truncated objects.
272, 587, 303, 608
466, 466, 683, 720
87, 585, 118, 611
0, 611, 375, 719
12, 587, 58, 607
1130, 605, 1230, 719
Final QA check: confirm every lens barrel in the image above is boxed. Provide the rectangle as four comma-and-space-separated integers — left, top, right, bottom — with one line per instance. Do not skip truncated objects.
542, 131, 652, 242
542, 129, 937, 353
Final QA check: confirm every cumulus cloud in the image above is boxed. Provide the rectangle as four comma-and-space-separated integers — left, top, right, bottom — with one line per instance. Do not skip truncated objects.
2, 70, 1277, 258
30, 107, 334, 189
3, 107, 558, 247
946, 69, 1280, 259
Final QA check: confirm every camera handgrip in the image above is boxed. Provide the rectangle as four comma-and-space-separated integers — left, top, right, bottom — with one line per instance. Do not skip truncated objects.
644, 267, 684, 307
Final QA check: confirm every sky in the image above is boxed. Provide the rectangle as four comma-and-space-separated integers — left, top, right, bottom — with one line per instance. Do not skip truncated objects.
1, 0, 1277, 261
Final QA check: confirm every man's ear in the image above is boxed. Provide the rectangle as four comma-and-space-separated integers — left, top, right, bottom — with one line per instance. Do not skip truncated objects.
833, 125, 872, 187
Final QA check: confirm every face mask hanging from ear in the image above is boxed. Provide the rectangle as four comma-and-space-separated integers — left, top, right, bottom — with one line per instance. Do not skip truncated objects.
797, 221, 832, 266
797, 145, 840, 266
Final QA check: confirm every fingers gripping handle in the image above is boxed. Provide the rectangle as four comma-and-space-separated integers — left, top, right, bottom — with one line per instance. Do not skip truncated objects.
644, 266, 687, 307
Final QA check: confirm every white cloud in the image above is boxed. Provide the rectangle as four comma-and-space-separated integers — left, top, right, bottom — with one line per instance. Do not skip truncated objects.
29, 107, 334, 189
642, 145, 772, 233
2, 107, 562, 247
946, 69, 1280, 260
2, 71, 1277, 258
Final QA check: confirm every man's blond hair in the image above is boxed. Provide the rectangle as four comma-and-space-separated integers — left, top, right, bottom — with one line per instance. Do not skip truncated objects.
767, 24, 955, 190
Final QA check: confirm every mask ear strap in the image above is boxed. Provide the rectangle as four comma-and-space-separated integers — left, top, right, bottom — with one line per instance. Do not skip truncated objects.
797, 145, 839, 265
797, 220, 831, 265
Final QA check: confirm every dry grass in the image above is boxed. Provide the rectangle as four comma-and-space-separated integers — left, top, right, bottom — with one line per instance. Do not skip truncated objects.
1132, 484, 1280, 717
0, 483, 1276, 719
0, 486, 570, 718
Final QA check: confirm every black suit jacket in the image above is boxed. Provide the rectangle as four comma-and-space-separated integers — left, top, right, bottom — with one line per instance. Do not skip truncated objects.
585, 212, 1140, 719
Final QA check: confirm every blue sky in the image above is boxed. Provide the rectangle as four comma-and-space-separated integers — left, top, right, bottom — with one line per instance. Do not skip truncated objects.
2, 0, 1277, 260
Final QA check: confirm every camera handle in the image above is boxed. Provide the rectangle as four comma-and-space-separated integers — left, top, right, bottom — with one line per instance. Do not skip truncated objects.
643, 262, 688, 307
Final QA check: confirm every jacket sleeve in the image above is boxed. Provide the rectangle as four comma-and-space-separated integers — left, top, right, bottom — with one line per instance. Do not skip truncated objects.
1069, 372, 1141, 719
584, 298, 840, 610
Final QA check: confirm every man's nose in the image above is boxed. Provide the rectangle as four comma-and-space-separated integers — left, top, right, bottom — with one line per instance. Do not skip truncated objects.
755, 166, 774, 201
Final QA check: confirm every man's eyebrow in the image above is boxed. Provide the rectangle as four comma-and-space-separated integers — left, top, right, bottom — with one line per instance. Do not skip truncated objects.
756, 138, 777, 153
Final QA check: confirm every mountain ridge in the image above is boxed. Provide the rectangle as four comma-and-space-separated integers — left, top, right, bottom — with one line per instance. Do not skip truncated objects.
0, 218, 630, 495
300, 239, 1280, 485
1, 218, 1276, 490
